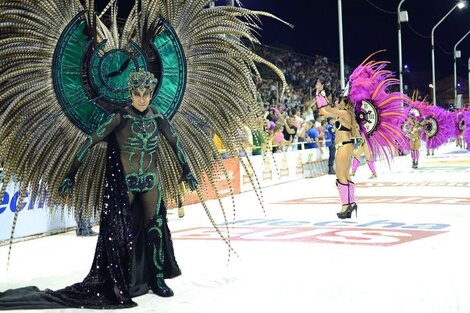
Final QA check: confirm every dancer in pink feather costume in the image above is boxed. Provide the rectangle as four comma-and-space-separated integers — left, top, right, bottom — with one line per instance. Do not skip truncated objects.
316, 51, 408, 219
351, 134, 377, 179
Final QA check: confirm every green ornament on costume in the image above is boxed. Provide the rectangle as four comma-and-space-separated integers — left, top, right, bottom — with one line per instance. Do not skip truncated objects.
127, 70, 158, 92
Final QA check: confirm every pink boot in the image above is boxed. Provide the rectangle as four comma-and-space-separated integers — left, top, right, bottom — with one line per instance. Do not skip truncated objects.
351, 157, 360, 176
347, 180, 355, 204
347, 180, 358, 218
336, 180, 351, 219
367, 161, 377, 178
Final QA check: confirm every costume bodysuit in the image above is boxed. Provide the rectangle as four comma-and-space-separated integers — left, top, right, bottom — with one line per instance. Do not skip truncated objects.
0, 105, 190, 309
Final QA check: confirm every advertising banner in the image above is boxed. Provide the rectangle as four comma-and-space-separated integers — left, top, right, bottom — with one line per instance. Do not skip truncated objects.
182, 158, 241, 205
0, 183, 76, 242
240, 147, 329, 192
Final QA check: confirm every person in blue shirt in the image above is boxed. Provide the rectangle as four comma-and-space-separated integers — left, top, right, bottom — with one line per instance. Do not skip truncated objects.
325, 117, 336, 174
305, 122, 321, 149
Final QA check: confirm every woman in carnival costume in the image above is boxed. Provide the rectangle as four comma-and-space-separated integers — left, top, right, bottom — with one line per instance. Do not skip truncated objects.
403, 96, 426, 169
464, 108, 470, 150
0, 0, 289, 309
454, 108, 466, 149
351, 135, 377, 178
316, 52, 408, 219
420, 105, 453, 156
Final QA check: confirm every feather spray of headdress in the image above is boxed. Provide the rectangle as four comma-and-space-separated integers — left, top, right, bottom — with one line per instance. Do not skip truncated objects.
0, 0, 292, 262
346, 51, 409, 162
420, 105, 453, 150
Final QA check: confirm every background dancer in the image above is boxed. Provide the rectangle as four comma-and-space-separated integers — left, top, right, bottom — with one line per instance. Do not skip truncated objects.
351, 133, 377, 178
404, 113, 422, 169
421, 105, 453, 157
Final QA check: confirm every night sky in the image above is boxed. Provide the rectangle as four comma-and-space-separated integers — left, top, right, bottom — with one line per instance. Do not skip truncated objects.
240, 0, 470, 79
106, 0, 470, 90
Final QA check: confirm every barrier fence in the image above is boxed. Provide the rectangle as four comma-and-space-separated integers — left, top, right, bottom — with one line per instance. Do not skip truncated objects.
0, 146, 329, 242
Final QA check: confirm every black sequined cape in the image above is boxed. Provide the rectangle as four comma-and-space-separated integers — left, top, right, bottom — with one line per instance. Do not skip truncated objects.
0, 138, 181, 310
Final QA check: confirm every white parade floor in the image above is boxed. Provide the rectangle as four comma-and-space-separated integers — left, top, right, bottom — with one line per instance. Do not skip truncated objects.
1, 144, 469, 313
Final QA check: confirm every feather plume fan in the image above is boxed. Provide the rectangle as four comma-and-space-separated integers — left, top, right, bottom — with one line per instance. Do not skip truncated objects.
0, 0, 289, 258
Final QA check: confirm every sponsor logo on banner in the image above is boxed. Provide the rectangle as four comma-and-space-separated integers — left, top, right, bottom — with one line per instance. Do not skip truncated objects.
181, 158, 240, 205
171, 218, 449, 246
0, 184, 76, 241
242, 165, 254, 185
295, 154, 303, 176
263, 157, 272, 181
280, 155, 289, 177
0, 190, 47, 215
240, 149, 327, 192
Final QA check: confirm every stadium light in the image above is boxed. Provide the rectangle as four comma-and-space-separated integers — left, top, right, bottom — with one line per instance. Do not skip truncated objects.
397, 0, 408, 99
338, 0, 345, 90
453, 30, 470, 101
431, 0, 467, 105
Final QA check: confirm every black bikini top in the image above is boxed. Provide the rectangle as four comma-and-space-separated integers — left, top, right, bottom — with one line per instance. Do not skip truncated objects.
335, 120, 351, 132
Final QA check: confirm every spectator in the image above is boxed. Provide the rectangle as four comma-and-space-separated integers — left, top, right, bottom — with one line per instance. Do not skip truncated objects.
240, 125, 253, 156
305, 122, 321, 149
282, 115, 298, 151
325, 116, 336, 174
213, 133, 229, 159
304, 99, 316, 122
297, 120, 311, 150
271, 124, 286, 153
316, 115, 325, 147
252, 119, 267, 156
291, 108, 304, 129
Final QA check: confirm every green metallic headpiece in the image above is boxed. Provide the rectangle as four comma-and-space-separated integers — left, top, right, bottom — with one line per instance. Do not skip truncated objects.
127, 70, 158, 92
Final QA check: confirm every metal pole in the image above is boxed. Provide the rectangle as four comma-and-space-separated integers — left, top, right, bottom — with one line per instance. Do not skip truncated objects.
454, 54, 458, 103
431, 4, 458, 105
338, 0, 345, 89
227, 0, 235, 5
398, 1, 405, 98
453, 30, 470, 101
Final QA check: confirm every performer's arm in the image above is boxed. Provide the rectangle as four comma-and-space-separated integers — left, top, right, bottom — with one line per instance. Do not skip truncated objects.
320, 107, 350, 120
157, 115, 198, 191
60, 113, 121, 196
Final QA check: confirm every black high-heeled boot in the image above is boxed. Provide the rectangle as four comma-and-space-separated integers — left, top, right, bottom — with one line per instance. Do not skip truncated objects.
146, 217, 174, 297
336, 180, 351, 219
337, 205, 351, 219
347, 203, 358, 218
337, 203, 358, 219
346, 180, 358, 218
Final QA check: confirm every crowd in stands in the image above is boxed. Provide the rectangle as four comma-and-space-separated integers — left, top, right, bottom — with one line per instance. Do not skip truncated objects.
221, 44, 343, 157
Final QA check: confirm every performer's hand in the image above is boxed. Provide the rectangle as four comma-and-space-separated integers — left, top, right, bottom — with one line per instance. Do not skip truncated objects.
182, 172, 198, 191
59, 177, 75, 197
351, 137, 364, 149
315, 92, 329, 110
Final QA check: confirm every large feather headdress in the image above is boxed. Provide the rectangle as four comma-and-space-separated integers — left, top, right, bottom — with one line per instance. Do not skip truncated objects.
345, 51, 409, 161
0, 0, 290, 253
